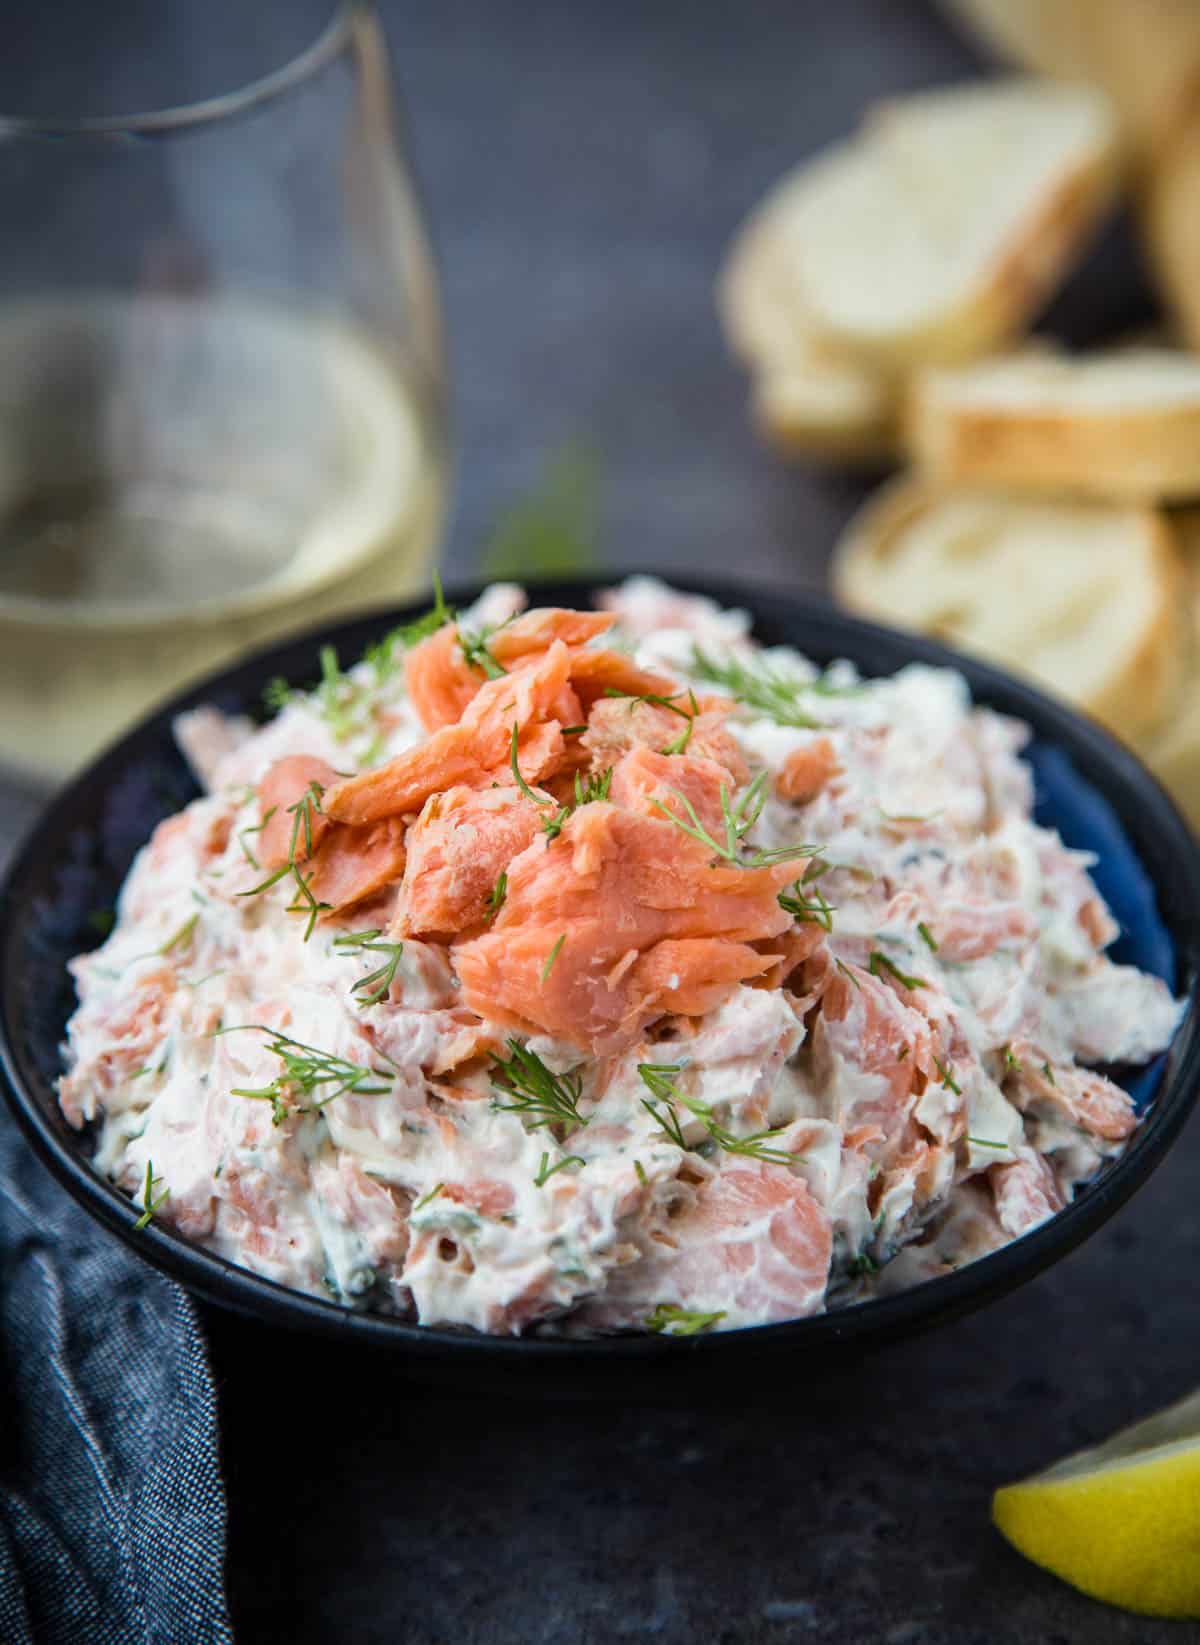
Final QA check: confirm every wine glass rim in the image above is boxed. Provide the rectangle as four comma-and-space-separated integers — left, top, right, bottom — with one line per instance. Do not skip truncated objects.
0, 0, 369, 138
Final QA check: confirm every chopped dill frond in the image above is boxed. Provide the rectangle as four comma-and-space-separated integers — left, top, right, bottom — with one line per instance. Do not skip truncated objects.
239, 782, 331, 941
158, 913, 198, 956
650, 772, 819, 869
223, 1024, 394, 1125
333, 928, 405, 1006
485, 872, 508, 920
413, 1182, 445, 1212
688, 647, 857, 729
459, 624, 507, 680
916, 921, 938, 952
540, 934, 566, 985
868, 950, 928, 991
634, 1159, 647, 1185
645, 1304, 725, 1336
1002, 1045, 1021, 1072
541, 805, 571, 844
835, 958, 862, 991
1042, 1062, 1057, 1085
778, 876, 835, 932
370, 571, 455, 668
574, 766, 613, 807
934, 1056, 962, 1095
533, 1152, 584, 1188
490, 1041, 588, 1133
132, 1160, 169, 1231
510, 723, 553, 807
967, 1136, 1009, 1151
637, 1064, 794, 1166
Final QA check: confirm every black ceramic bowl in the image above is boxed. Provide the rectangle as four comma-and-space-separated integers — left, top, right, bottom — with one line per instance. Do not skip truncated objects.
2, 575, 1198, 1397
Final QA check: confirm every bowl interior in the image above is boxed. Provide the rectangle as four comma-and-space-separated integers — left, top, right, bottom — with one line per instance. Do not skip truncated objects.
1, 575, 1197, 1391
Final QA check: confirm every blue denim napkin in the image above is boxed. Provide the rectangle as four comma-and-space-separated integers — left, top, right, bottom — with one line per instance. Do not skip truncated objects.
0, 1109, 232, 1645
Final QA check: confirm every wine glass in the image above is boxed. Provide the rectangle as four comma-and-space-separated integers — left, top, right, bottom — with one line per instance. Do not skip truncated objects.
0, 0, 448, 779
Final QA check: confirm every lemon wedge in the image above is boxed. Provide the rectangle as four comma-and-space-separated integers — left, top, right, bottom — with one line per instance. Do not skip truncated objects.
993, 1388, 1200, 1617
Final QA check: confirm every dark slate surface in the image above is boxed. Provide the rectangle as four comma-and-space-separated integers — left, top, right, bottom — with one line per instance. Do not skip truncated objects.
5, 1, 1194, 1641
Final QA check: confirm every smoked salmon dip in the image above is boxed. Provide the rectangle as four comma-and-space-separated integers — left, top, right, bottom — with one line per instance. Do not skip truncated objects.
58, 579, 1183, 1335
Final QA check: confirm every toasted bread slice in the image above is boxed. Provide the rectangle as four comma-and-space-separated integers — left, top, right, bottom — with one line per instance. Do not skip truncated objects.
937, 0, 1104, 84
908, 345, 1200, 501
757, 79, 1119, 369
941, 0, 1200, 152
1145, 114, 1200, 353
719, 177, 897, 461
831, 477, 1187, 742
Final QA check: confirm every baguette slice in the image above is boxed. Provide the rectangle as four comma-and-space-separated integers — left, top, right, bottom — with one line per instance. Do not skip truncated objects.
1141, 569, 1200, 830
942, 0, 1200, 151
1145, 114, 1200, 354
763, 79, 1120, 368
719, 177, 897, 461
832, 477, 1187, 742
908, 345, 1200, 502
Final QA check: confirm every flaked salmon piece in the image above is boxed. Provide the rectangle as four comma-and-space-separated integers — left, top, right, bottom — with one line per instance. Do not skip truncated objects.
567, 647, 680, 709
308, 817, 407, 914
405, 625, 479, 732
491, 607, 615, 663
776, 736, 841, 804
933, 901, 1038, 964
452, 803, 796, 1051
614, 1160, 833, 1327
396, 785, 542, 938
442, 1179, 517, 1219
1006, 1047, 1137, 1143
818, 964, 936, 1137
609, 746, 732, 837
582, 694, 749, 784
258, 755, 341, 866
752, 923, 826, 992
405, 610, 617, 733
989, 1153, 1064, 1237
324, 643, 580, 826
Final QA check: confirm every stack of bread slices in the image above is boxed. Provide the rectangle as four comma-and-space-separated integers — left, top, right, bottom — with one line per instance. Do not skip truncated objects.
719, 49, 1200, 830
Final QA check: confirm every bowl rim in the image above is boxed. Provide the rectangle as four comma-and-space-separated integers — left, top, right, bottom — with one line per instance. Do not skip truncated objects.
2, 570, 1198, 1369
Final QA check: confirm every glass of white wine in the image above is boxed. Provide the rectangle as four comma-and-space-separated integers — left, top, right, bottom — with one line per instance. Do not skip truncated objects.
0, 0, 448, 779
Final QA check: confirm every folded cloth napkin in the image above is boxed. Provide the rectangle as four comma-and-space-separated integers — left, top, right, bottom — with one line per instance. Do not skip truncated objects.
0, 1109, 233, 1645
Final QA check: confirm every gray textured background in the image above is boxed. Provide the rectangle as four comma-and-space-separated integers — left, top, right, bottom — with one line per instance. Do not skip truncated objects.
6, 2, 1194, 1641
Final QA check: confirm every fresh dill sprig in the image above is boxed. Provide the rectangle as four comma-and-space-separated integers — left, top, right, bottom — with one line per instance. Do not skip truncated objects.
916, 921, 938, 952
869, 950, 928, 991
459, 625, 507, 680
689, 647, 856, 728
413, 1182, 445, 1212
262, 675, 295, 713
634, 1159, 647, 1185
650, 772, 819, 869
238, 782, 330, 941
490, 1040, 588, 1133
574, 767, 613, 806
333, 928, 405, 1006
485, 872, 508, 921
637, 1064, 794, 1166
602, 685, 699, 757
541, 805, 571, 844
223, 1025, 394, 1125
542, 767, 613, 844
967, 1135, 1010, 1151
534, 1152, 585, 1188
934, 1057, 962, 1095
237, 805, 275, 870
778, 870, 835, 932
369, 571, 455, 670
510, 723, 553, 807
540, 934, 567, 985
645, 1304, 725, 1336
1041, 1062, 1057, 1086
158, 913, 198, 956
132, 1160, 169, 1231
835, 957, 862, 991
1002, 1044, 1022, 1072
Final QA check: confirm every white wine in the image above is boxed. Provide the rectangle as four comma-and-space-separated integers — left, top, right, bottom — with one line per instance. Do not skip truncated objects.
0, 294, 446, 777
